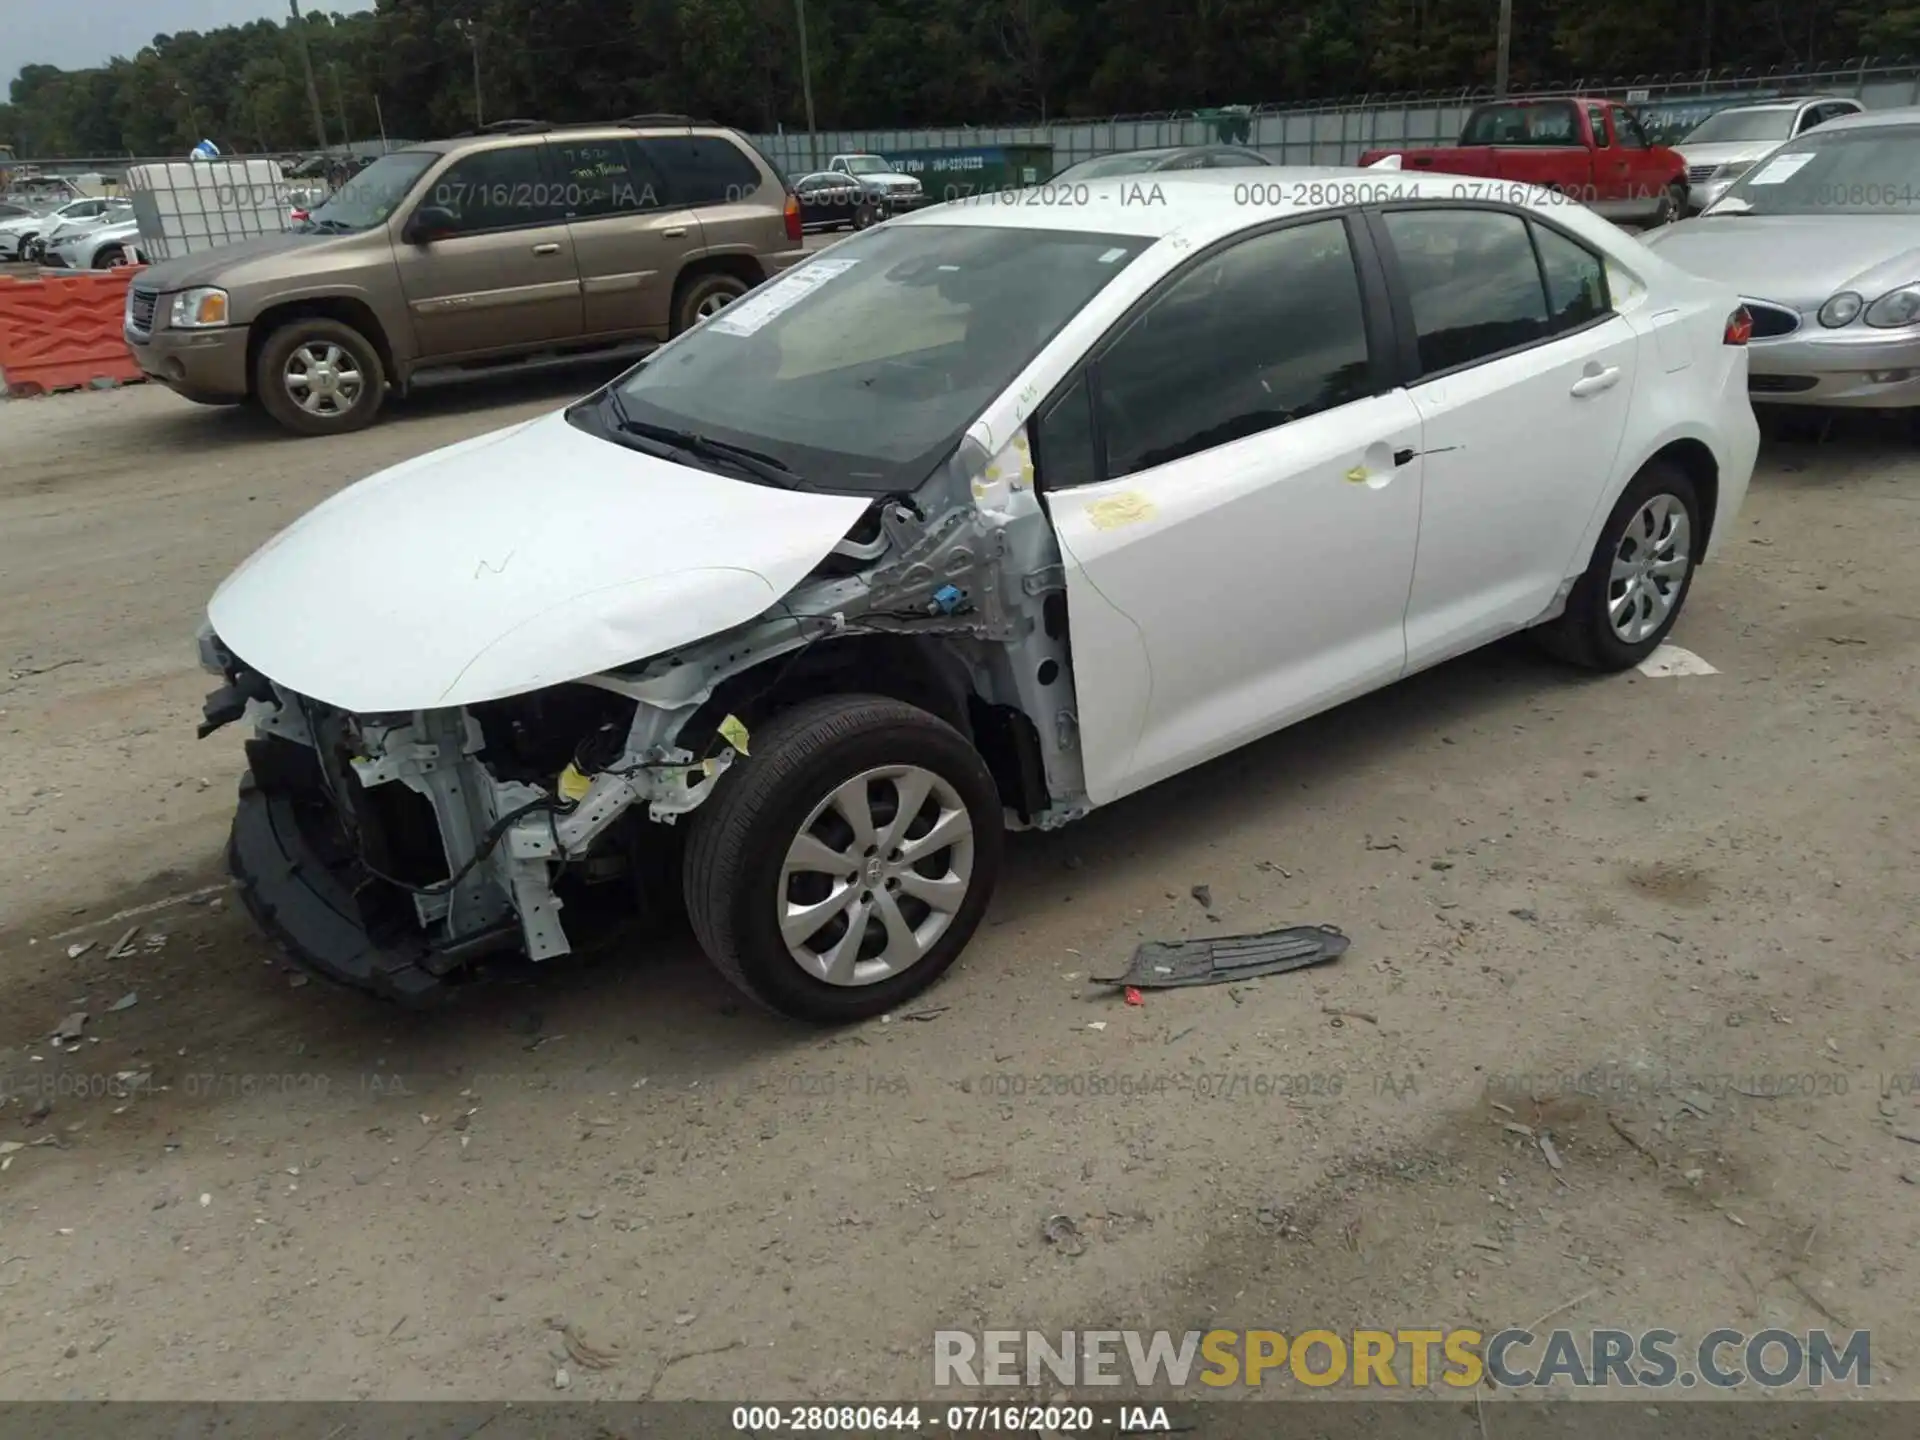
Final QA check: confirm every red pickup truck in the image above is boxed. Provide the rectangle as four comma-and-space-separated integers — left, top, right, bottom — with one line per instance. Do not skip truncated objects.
1359, 97, 1689, 226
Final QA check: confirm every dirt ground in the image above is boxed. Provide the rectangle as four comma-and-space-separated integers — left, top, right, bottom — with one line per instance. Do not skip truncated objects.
1, 378, 1916, 1406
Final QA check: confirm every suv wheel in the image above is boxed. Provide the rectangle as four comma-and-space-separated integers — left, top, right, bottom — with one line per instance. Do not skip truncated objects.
255, 318, 386, 436
672, 272, 749, 335
683, 696, 1004, 1023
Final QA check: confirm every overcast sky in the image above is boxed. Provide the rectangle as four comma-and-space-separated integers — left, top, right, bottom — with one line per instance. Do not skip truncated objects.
6, 1, 373, 91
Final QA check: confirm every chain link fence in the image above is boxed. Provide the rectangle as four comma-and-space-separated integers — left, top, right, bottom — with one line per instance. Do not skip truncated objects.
748, 59, 1920, 177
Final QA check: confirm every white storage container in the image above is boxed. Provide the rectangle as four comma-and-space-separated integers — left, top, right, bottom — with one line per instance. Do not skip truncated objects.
125, 158, 292, 260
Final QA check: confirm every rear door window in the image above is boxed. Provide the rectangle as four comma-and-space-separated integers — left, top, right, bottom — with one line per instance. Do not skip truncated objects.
549, 137, 666, 217
1381, 208, 1550, 374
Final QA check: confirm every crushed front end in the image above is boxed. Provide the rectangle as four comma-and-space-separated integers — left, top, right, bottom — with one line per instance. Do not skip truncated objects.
198, 626, 735, 1001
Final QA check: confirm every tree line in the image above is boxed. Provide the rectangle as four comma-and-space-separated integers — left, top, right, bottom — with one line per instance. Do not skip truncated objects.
4, 0, 1917, 159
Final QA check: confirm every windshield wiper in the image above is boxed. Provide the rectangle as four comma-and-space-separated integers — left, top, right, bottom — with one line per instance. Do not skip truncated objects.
604, 392, 807, 490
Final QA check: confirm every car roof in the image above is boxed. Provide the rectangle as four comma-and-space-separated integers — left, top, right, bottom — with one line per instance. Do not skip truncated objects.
1816, 105, 1920, 132
897, 166, 1606, 243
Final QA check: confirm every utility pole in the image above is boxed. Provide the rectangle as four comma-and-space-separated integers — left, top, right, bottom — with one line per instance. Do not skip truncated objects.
1494, 0, 1513, 97
457, 20, 483, 127
329, 62, 350, 148
795, 0, 818, 173
374, 94, 389, 151
288, 0, 330, 152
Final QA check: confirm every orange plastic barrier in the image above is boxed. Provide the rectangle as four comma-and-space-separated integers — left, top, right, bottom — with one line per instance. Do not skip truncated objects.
0, 268, 147, 396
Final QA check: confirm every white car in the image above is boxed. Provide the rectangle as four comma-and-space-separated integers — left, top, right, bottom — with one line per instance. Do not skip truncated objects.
196, 170, 1758, 1018
44, 214, 143, 269
0, 195, 121, 260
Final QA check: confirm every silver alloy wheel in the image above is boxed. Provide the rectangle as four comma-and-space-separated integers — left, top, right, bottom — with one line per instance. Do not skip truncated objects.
1609, 493, 1691, 643
283, 342, 364, 417
779, 764, 975, 987
695, 290, 736, 319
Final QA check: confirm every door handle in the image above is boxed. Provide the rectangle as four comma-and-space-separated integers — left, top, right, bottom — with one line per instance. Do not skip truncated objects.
1570, 365, 1621, 398
532, 242, 560, 256
661, 227, 687, 238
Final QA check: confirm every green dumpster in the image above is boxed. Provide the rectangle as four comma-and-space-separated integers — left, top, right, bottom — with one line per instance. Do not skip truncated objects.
878, 143, 1057, 200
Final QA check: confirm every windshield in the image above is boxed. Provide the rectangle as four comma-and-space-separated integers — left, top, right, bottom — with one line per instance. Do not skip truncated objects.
600, 223, 1151, 493
301, 150, 437, 233
841, 157, 889, 175
1683, 108, 1796, 145
1054, 152, 1174, 181
1716, 127, 1920, 215
1459, 102, 1580, 146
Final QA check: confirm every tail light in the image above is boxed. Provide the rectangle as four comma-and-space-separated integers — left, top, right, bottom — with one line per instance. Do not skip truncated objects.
1724, 306, 1752, 346
782, 192, 802, 244
290, 208, 308, 223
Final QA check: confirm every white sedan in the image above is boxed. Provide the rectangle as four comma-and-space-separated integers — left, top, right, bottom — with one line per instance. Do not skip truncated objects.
196, 170, 1758, 1019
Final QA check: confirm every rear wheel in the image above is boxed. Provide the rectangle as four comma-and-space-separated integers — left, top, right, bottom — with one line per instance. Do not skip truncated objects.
671, 271, 749, 335
254, 318, 386, 436
683, 695, 1004, 1023
1534, 460, 1700, 671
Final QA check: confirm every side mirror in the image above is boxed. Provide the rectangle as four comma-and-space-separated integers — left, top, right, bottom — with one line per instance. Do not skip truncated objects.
405, 205, 458, 244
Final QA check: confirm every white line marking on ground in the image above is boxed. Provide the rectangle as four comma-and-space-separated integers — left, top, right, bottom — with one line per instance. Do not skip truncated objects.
1637, 643, 1719, 678
43, 883, 235, 942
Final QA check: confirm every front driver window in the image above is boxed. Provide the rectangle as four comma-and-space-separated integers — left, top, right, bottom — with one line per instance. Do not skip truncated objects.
1095, 218, 1374, 479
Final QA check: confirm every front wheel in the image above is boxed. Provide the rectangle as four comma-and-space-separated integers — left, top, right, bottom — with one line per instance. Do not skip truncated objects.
254, 318, 386, 436
1653, 181, 1687, 226
683, 695, 1004, 1022
1534, 460, 1701, 671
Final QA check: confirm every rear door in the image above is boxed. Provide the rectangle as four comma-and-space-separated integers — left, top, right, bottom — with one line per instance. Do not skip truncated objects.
551, 134, 700, 339
1042, 214, 1426, 803
393, 141, 583, 360
1372, 205, 1638, 669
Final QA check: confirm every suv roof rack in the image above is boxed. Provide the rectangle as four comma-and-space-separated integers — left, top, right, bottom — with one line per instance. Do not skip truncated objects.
617, 113, 712, 127
452, 118, 552, 137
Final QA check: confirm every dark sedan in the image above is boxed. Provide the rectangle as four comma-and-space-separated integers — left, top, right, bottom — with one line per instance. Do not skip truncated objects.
1050, 145, 1274, 183
794, 171, 884, 231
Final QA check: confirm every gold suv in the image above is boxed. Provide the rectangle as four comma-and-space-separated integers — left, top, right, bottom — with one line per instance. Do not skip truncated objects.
125, 117, 806, 435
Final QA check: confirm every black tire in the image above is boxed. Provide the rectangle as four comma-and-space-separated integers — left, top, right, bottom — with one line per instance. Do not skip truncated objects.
92, 244, 126, 269
254, 317, 386, 436
1534, 460, 1701, 671
854, 201, 879, 230
671, 271, 750, 335
682, 695, 1004, 1023
1654, 181, 1687, 226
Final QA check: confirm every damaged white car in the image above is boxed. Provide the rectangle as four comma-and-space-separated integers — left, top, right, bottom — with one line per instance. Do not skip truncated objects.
198, 171, 1758, 1019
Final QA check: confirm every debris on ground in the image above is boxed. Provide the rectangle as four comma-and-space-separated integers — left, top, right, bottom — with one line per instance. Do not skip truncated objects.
1322, 1005, 1378, 1025
1096, 925, 1348, 990
66, 941, 96, 960
1041, 1214, 1087, 1257
1124, 987, 1144, 1007
1255, 861, 1292, 877
553, 1366, 572, 1390
25, 1098, 51, 1127
105, 927, 140, 959
553, 1319, 621, 1370
108, 992, 138, 1013
898, 1006, 948, 1023
50, 1012, 87, 1045
1364, 835, 1403, 852
1189, 884, 1213, 909
1508, 908, 1539, 922
1539, 1134, 1564, 1172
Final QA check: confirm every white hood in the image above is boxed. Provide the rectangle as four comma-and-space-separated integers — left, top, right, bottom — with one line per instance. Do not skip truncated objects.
208, 409, 870, 712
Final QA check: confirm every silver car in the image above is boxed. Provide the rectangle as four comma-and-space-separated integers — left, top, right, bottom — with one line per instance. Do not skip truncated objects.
44, 214, 144, 269
1674, 97, 1861, 212
1643, 107, 1920, 408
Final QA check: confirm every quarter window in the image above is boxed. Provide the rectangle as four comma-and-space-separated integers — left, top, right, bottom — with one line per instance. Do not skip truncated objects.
643, 135, 763, 206
429, 144, 562, 232
1094, 218, 1374, 479
1383, 208, 1549, 374
1532, 224, 1609, 331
